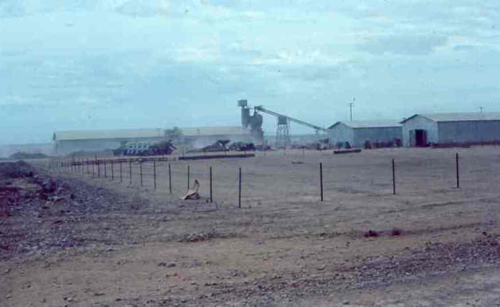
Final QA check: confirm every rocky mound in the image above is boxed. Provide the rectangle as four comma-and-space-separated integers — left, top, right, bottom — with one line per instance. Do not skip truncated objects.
0, 161, 35, 180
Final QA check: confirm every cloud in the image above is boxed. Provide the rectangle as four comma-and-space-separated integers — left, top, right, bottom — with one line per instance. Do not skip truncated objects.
0, 1, 26, 18
115, 0, 171, 18
453, 45, 476, 52
1, 0, 500, 143
359, 34, 448, 56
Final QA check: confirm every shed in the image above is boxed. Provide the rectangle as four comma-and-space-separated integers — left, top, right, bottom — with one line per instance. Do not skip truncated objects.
401, 112, 500, 147
328, 120, 403, 148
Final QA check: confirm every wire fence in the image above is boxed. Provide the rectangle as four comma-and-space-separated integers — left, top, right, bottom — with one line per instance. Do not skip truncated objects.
45, 149, 493, 210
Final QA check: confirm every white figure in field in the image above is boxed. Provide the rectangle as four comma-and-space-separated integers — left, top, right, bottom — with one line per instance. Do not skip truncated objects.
182, 179, 200, 200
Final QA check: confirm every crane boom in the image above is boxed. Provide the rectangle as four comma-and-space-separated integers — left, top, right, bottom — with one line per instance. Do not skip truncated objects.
254, 106, 329, 133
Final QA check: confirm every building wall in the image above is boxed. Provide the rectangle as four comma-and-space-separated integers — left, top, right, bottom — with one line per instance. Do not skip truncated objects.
329, 123, 355, 147
184, 134, 256, 148
402, 116, 439, 147
438, 121, 500, 144
56, 134, 259, 155
55, 137, 165, 155
353, 127, 402, 148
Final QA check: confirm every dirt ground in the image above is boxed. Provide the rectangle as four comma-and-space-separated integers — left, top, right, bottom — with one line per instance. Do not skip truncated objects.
2, 147, 500, 306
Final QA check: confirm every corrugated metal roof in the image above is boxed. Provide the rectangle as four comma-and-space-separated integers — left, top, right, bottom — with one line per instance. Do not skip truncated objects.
328, 120, 402, 130
54, 126, 252, 141
402, 112, 500, 123
54, 129, 165, 141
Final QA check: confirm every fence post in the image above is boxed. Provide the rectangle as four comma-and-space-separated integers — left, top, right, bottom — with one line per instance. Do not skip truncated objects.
153, 160, 157, 190
120, 161, 123, 183
104, 160, 107, 178
97, 160, 100, 178
456, 153, 460, 189
210, 166, 213, 203
111, 160, 114, 181
238, 167, 242, 208
392, 158, 396, 195
187, 165, 190, 190
169, 163, 172, 194
129, 161, 132, 185
140, 161, 143, 187
320, 162, 324, 202
92, 160, 95, 177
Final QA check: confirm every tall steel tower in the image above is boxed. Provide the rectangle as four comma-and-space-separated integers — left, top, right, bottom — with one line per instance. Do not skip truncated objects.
275, 115, 290, 148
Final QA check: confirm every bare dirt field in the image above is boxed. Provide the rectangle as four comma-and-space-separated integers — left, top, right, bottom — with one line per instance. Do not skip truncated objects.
2, 147, 500, 306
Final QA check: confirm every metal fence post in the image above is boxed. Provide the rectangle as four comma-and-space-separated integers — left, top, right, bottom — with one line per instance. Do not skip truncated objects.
129, 161, 132, 185
169, 163, 172, 194
456, 153, 460, 189
210, 166, 213, 203
140, 161, 143, 187
238, 167, 242, 208
392, 159, 396, 195
320, 162, 324, 202
153, 160, 157, 190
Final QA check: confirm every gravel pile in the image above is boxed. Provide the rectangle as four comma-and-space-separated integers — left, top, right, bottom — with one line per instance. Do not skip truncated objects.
0, 161, 140, 259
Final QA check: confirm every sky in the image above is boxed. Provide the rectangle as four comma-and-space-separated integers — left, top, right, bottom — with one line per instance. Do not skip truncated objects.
1, 0, 499, 144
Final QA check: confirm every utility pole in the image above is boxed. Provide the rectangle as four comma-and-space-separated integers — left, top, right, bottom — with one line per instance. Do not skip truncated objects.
349, 97, 355, 121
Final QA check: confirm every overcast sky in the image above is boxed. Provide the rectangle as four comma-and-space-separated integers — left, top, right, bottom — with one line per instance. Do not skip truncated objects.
1, 0, 499, 144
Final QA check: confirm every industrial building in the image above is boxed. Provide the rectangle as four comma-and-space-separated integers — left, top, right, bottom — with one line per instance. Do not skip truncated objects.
53, 129, 166, 155
401, 112, 500, 147
178, 126, 256, 147
53, 126, 257, 155
328, 121, 403, 148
